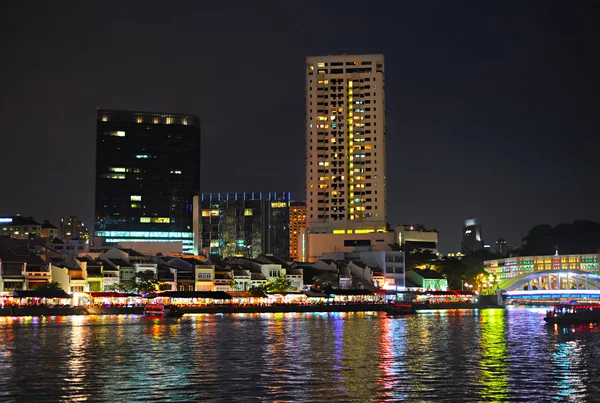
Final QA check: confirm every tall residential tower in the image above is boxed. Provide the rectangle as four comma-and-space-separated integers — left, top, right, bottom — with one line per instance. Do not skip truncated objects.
94, 109, 201, 253
305, 54, 386, 234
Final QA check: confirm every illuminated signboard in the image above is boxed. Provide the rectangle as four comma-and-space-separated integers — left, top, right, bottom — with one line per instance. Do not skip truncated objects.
0, 218, 13, 223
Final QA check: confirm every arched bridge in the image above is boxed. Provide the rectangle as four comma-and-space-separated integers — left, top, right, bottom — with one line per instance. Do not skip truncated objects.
495, 269, 600, 303
496, 269, 600, 292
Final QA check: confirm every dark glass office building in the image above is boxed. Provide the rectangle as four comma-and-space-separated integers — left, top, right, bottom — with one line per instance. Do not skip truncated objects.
194, 192, 291, 261
95, 109, 201, 253
461, 218, 484, 254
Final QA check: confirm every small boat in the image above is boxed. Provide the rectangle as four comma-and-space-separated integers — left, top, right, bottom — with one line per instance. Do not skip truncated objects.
144, 304, 184, 318
385, 303, 415, 316
544, 304, 600, 325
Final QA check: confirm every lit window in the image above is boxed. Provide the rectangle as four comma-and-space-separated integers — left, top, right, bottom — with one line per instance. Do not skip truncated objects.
101, 174, 125, 179
210, 210, 219, 217
170, 170, 182, 174
108, 131, 125, 137
152, 217, 170, 223
317, 62, 325, 67
202, 210, 210, 217
136, 116, 143, 123
135, 154, 150, 159
244, 208, 253, 216
131, 203, 141, 208
182, 118, 188, 126
110, 167, 127, 172
153, 117, 160, 124
140, 217, 151, 223
131, 195, 142, 201
166, 117, 174, 124
101, 115, 108, 122
271, 202, 287, 208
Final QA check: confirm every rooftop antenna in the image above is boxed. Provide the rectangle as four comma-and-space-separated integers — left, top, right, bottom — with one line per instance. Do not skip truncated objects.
555, 245, 559, 256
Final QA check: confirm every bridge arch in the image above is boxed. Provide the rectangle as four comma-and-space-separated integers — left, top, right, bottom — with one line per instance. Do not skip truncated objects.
496, 269, 600, 292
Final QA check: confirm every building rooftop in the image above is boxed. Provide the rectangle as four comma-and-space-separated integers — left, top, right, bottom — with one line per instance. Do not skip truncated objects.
118, 248, 145, 257
409, 268, 445, 280
0, 216, 41, 226
105, 258, 132, 268
0, 248, 25, 263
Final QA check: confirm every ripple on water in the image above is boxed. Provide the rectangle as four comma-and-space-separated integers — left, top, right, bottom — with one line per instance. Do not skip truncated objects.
0, 309, 599, 402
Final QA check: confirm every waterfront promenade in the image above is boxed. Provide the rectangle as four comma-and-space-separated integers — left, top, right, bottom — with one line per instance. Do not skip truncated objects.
0, 300, 500, 316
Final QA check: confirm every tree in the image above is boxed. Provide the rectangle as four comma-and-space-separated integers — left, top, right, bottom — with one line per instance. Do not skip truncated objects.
110, 280, 136, 293
135, 270, 160, 294
438, 257, 468, 289
34, 281, 63, 291
406, 249, 438, 271
521, 220, 600, 256
110, 271, 159, 294
264, 275, 293, 292
228, 279, 240, 291
249, 285, 266, 297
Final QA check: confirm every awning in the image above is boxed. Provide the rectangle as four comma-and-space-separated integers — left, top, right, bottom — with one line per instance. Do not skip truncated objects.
13, 289, 72, 299
86, 292, 140, 298
145, 291, 232, 300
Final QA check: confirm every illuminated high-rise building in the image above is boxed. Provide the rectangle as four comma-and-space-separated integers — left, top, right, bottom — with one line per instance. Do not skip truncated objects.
59, 216, 89, 240
94, 109, 201, 253
305, 54, 386, 233
461, 218, 484, 254
289, 201, 306, 261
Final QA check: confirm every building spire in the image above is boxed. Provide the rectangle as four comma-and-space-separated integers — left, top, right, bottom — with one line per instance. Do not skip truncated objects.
555, 245, 559, 256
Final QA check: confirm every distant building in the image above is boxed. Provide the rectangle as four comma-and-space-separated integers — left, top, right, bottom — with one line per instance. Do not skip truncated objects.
461, 218, 483, 254
51, 238, 90, 256
94, 109, 201, 254
394, 224, 438, 253
40, 221, 59, 239
59, 216, 90, 241
289, 201, 306, 261
305, 54, 387, 234
194, 192, 291, 260
321, 249, 405, 290
495, 238, 509, 258
0, 216, 41, 240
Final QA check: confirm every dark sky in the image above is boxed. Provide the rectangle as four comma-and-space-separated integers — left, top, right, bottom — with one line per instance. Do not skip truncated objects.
1, 1, 598, 253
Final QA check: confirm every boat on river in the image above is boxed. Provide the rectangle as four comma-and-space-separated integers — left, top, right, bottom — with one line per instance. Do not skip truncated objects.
144, 304, 184, 318
544, 304, 600, 325
384, 303, 415, 316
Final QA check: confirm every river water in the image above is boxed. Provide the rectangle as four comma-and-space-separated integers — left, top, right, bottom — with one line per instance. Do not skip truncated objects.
0, 307, 598, 402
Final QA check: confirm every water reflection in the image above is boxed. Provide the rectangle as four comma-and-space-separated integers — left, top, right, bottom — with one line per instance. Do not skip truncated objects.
1, 309, 600, 401
479, 308, 509, 401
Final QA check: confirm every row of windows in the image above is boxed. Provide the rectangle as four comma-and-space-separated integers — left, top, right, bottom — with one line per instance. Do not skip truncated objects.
314, 61, 374, 67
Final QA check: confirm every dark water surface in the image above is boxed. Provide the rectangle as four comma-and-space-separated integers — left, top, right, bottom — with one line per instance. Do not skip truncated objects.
1, 307, 599, 402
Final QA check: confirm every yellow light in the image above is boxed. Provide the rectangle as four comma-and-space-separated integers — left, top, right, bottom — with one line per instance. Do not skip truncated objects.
333, 230, 345, 234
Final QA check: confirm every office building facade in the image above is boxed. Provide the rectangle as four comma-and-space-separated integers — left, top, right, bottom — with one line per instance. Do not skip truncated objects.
305, 54, 386, 234
461, 218, 484, 254
95, 109, 201, 253
194, 192, 291, 260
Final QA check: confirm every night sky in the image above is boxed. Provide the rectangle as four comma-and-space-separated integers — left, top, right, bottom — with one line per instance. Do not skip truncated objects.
1, 1, 598, 253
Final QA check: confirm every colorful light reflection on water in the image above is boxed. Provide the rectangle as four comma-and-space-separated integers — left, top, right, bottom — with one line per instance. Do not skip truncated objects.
1, 309, 600, 401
